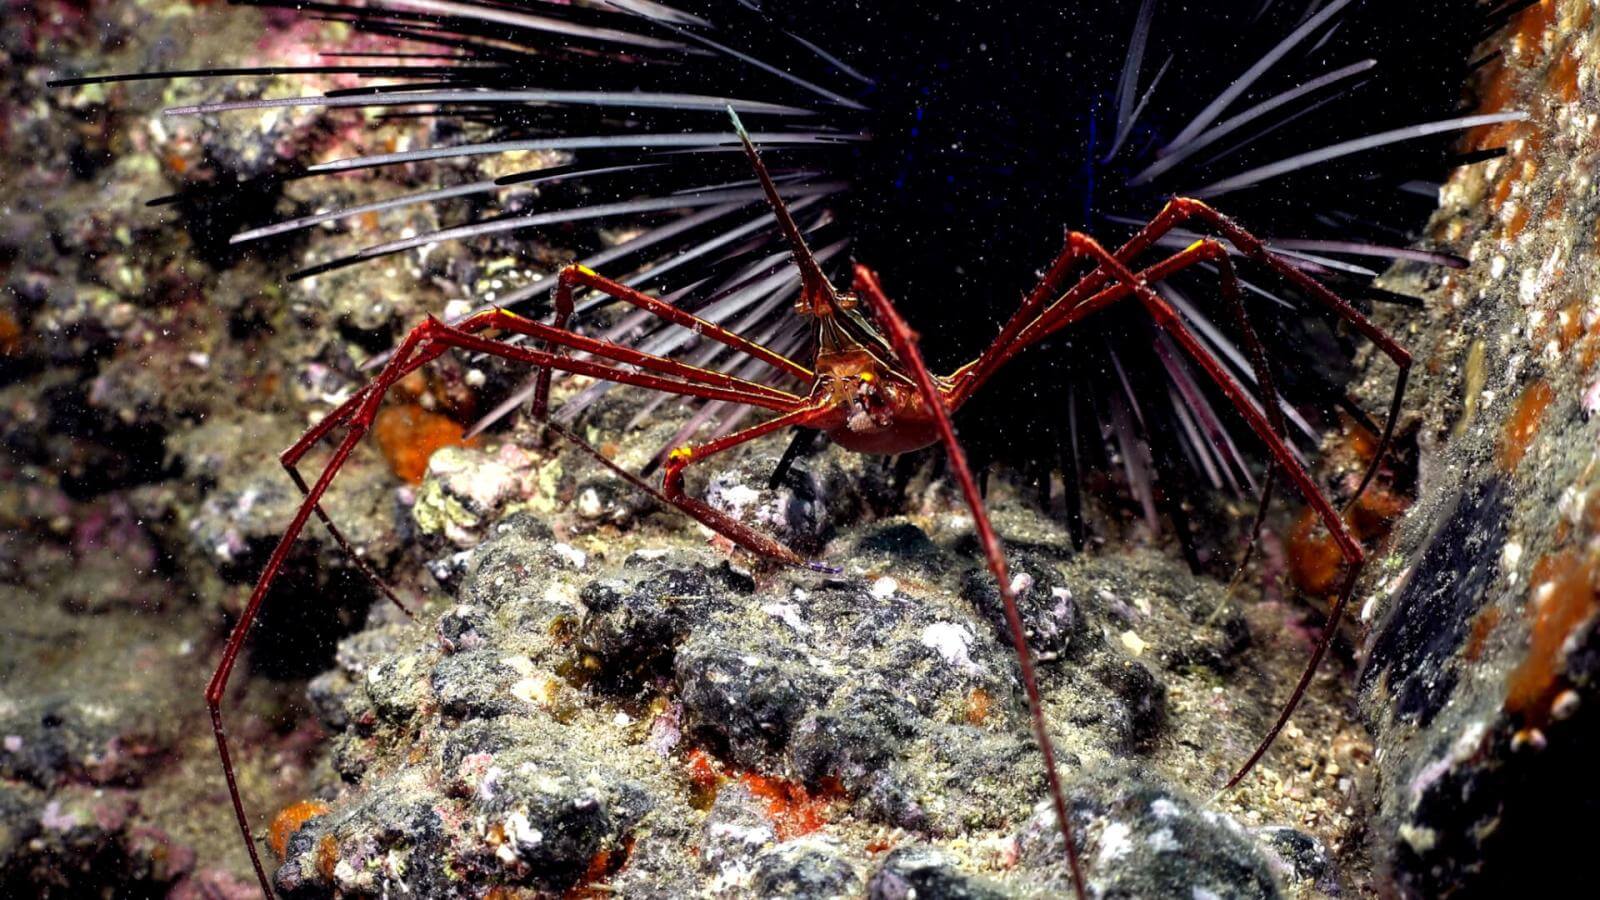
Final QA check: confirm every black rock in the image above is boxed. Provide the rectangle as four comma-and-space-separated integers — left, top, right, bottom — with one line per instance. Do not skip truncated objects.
750, 840, 865, 899
1090, 658, 1168, 751
1019, 772, 1281, 899
962, 552, 1090, 663
677, 635, 839, 768
868, 846, 1013, 900
430, 650, 514, 719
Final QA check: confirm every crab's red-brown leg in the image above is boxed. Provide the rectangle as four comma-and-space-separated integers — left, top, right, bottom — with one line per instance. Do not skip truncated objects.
852, 264, 1088, 900
512, 262, 811, 431
1149, 244, 1292, 583
210, 322, 442, 897
1056, 234, 1363, 789
289, 302, 803, 613
659, 401, 837, 571
951, 239, 1266, 407
948, 238, 1293, 579
946, 235, 1095, 406
975, 200, 1405, 509
530, 275, 577, 421
1111, 198, 1409, 506
281, 461, 416, 620
483, 307, 804, 408
211, 314, 809, 898
559, 265, 814, 381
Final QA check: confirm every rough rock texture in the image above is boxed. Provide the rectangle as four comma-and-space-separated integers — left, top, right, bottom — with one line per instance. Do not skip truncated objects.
5, 0, 1590, 897
1354, 2, 1600, 896
259, 422, 1370, 898
2, 0, 517, 892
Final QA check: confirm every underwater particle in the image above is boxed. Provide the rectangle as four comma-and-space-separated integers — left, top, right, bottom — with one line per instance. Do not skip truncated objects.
1505, 551, 1596, 723
372, 403, 476, 485
268, 799, 330, 860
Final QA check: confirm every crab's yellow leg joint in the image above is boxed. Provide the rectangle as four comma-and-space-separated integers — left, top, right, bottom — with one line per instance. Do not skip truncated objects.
668, 445, 694, 464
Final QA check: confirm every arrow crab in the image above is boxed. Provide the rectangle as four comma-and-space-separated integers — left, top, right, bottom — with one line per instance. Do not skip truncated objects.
203, 114, 1407, 898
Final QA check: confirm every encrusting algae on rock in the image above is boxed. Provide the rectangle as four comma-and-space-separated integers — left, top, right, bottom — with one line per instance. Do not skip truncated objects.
1355, 1, 1600, 895
373, 403, 478, 486
269, 799, 331, 860
1505, 550, 1596, 725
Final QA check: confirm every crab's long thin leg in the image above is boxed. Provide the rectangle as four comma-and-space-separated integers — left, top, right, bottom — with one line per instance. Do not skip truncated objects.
488, 306, 803, 406
281, 460, 415, 620
210, 323, 441, 898
951, 239, 1256, 407
949, 238, 1294, 578
1056, 234, 1363, 789
946, 234, 1094, 406
963, 237, 1317, 592
958, 198, 1404, 511
1207, 251, 1287, 589
528, 263, 809, 417
1163, 198, 1408, 507
1040, 198, 1409, 506
659, 401, 837, 571
561, 264, 814, 381
294, 305, 801, 609
1122, 244, 1296, 578
530, 273, 577, 422
211, 313, 809, 898
852, 264, 1088, 900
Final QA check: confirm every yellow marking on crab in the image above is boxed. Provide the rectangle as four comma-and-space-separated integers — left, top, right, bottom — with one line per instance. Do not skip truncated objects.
1184, 239, 1207, 255
859, 372, 875, 383
668, 445, 694, 463
573, 264, 599, 278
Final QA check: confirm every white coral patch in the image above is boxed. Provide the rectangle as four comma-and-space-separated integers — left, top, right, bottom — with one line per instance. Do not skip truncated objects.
717, 484, 763, 513
1096, 821, 1133, 866
506, 810, 543, 850
920, 622, 979, 673
552, 542, 587, 570
761, 602, 812, 634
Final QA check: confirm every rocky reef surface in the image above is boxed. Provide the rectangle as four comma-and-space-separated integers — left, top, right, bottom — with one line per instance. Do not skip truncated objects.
1353, 2, 1600, 895
2, 0, 1597, 898
263, 429, 1356, 898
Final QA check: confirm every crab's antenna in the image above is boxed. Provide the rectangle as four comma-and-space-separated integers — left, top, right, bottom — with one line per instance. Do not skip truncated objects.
728, 106, 838, 312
